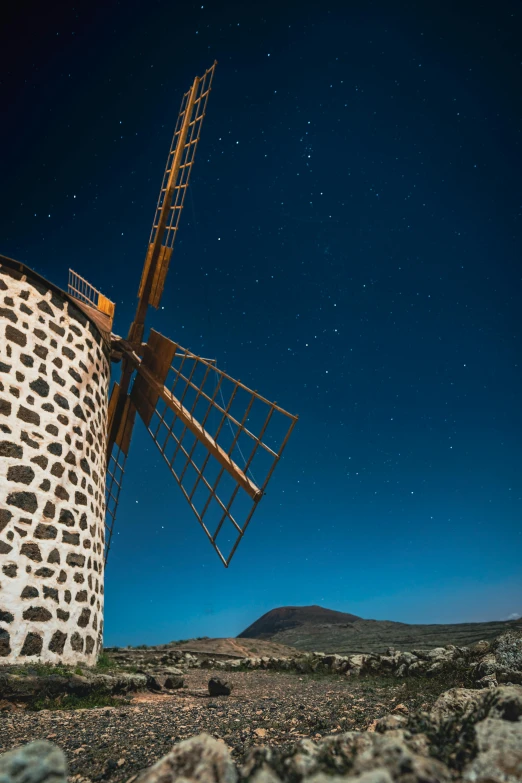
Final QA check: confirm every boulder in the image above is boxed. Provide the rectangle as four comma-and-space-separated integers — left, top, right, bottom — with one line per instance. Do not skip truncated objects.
429, 687, 487, 724
134, 734, 237, 783
307, 770, 393, 783
0, 740, 67, 783
242, 731, 451, 783
462, 717, 522, 782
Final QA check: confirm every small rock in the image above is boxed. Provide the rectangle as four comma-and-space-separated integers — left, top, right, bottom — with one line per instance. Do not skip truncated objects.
391, 702, 409, 715
375, 714, 408, 733
209, 677, 232, 697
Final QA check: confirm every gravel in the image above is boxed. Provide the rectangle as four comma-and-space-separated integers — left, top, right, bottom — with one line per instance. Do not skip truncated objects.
0, 668, 429, 783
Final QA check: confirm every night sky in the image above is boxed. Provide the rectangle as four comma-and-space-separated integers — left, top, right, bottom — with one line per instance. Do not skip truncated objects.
2, 0, 520, 645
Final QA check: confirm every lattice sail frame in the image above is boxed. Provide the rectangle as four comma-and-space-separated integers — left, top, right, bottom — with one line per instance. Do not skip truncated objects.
138, 62, 216, 309
130, 330, 297, 567
104, 385, 136, 562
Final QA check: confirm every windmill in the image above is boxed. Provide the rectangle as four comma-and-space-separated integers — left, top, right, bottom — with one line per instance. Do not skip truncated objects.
68, 61, 298, 568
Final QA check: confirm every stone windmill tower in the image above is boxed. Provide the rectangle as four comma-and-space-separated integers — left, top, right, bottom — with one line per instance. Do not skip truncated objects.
0, 63, 297, 666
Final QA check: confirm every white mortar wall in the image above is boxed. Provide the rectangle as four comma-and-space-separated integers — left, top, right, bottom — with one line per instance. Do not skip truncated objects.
0, 264, 109, 665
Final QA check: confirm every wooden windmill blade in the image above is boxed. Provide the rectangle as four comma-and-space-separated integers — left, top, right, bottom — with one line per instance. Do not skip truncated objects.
104, 385, 137, 562
129, 61, 217, 345
103, 63, 218, 559
123, 330, 298, 567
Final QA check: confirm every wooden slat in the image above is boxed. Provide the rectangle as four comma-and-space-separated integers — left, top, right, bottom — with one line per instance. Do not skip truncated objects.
107, 383, 120, 437
115, 395, 136, 455
98, 294, 115, 318
137, 244, 173, 309
131, 329, 177, 426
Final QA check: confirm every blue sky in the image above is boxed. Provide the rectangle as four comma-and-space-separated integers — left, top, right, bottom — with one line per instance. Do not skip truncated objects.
2, 0, 520, 644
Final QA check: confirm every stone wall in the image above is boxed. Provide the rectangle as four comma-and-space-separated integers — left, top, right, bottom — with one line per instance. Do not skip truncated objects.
0, 260, 109, 665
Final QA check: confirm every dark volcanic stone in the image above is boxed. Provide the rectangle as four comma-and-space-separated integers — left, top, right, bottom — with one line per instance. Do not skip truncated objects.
37, 300, 55, 316
21, 586, 39, 599
5, 324, 27, 347
7, 491, 38, 513
0, 399, 12, 416
49, 630, 68, 654
0, 440, 24, 459
22, 606, 53, 621
20, 632, 43, 656
17, 405, 40, 425
70, 632, 84, 652
0, 629, 11, 656
35, 523, 57, 540
7, 465, 35, 485
66, 553, 85, 568
21, 432, 39, 449
34, 344, 48, 359
49, 321, 65, 337
208, 677, 233, 696
35, 567, 55, 578
31, 455, 48, 469
43, 501, 56, 519
20, 542, 42, 563
55, 486, 69, 501
43, 586, 59, 602
29, 377, 50, 397
52, 370, 66, 387
58, 509, 75, 527
80, 457, 91, 475
53, 393, 69, 410
0, 508, 13, 532
73, 404, 86, 421
0, 306, 17, 323
77, 608, 91, 628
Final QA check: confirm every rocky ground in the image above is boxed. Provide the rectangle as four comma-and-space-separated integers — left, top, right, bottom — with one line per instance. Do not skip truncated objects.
0, 631, 521, 783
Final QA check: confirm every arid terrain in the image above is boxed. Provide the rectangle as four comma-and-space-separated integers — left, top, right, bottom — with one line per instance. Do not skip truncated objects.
1, 628, 521, 783
237, 605, 522, 654
0, 665, 470, 782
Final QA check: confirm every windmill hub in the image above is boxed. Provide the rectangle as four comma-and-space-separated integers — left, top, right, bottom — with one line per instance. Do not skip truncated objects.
0, 63, 297, 666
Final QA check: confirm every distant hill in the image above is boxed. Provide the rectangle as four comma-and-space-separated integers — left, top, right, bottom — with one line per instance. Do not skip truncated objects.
238, 605, 362, 639
167, 637, 298, 659
237, 605, 522, 654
